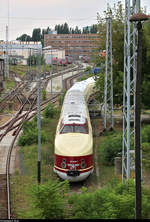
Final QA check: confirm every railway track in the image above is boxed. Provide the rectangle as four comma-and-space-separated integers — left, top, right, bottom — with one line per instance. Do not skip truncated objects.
0, 93, 61, 218
0, 65, 81, 112
0, 64, 84, 219
0, 82, 26, 112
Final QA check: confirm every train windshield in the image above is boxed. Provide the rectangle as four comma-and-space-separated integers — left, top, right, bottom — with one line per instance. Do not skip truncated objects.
74, 125, 87, 133
60, 125, 73, 133
60, 124, 88, 134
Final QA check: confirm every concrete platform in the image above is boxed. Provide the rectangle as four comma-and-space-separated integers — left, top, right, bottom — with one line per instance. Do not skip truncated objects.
46, 70, 79, 93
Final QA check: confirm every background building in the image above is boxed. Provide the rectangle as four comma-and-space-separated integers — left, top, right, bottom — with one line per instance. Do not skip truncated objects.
0, 41, 42, 65
44, 34, 99, 59
43, 46, 65, 65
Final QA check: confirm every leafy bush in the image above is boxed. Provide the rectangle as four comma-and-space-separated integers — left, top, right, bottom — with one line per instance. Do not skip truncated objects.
58, 90, 66, 106
84, 66, 92, 73
42, 89, 46, 100
18, 120, 47, 146
141, 125, 150, 169
98, 132, 123, 165
98, 125, 150, 167
98, 129, 137, 166
68, 179, 150, 219
43, 103, 57, 118
28, 179, 69, 219
141, 125, 150, 143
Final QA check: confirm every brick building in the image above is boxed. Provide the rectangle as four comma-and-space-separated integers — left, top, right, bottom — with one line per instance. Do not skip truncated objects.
44, 34, 99, 59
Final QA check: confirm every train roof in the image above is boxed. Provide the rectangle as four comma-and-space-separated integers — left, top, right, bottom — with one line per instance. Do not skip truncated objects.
62, 90, 87, 124
61, 77, 95, 125
68, 77, 95, 93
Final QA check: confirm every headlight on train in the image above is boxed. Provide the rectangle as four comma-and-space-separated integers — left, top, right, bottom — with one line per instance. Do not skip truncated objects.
81, 159, 86, 169
61, 159, 66, 169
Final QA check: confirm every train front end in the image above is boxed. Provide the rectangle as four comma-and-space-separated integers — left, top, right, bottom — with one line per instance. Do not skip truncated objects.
54, 78, 95, 182
54, 115, 93, 182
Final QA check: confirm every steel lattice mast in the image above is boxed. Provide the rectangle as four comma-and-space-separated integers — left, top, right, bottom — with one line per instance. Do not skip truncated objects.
122, 0, 140, 181
104, 17, 113, 130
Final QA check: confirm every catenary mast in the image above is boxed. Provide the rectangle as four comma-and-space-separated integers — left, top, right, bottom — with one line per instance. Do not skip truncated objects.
122, 0, 140, 181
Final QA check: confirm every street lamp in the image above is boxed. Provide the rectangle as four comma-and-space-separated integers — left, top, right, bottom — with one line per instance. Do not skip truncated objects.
130, 13, 149, 220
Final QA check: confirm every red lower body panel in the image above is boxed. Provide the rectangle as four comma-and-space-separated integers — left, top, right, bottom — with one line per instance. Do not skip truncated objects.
54, 154, 93, 174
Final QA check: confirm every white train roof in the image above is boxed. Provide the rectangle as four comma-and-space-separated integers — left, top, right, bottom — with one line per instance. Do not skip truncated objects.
62, 90, 86, 124
61, 77, 95, 125
68, 77, 95, 93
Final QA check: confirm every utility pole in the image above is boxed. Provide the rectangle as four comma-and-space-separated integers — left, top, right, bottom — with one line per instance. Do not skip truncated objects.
37, 48, 41, 184
26, 49, 30, 91
72, 48, 74, 77
130, 12, 149, 220
43, 56, 46, 79
5, 25, 9, 79
61, 59, 64, 93
50, 48, 53, 94
122, 0, 140, 182
5, 0, 10, 79
104, 17, 113, 131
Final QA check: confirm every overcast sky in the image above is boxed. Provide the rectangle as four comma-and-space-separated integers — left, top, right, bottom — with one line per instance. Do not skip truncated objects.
0, 0, 150, 41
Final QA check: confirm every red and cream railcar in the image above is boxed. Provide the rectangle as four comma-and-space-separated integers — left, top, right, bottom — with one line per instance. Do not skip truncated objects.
54, 77, 95, 182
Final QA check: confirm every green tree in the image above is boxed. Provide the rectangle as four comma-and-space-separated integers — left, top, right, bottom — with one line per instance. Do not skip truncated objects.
63, 22, 70, 34
90, 24, 98, 33
83, 26, 90, 34
95, 1, 124, 105
74, 26, 81, 34
95, 2, 150, 108
32, 28, 42, 41
16, 34, 32, 41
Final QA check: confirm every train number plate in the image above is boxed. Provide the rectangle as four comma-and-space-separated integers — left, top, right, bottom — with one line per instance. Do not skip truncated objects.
67, 170, 80, 177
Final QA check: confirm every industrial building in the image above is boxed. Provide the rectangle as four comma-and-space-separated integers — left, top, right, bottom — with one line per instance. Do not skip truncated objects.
44, 34, 99, 59
43, 46, 65, 65
0, 41, 42, 65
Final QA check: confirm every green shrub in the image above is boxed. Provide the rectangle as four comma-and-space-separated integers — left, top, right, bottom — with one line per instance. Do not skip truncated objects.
141, 125, 150, 143
43, 103, 57, 118
58, 90, 66, 106
98, 129, 136, 166
98, 132, 123, 165
18, 120, 47, 146
42, 89, 46, 100
68, 179, 150, 219
27, 179, 69, 219
18, 128, 46, 146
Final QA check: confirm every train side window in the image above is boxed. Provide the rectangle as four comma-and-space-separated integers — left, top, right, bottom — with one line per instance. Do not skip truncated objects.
85, 120, 89, 134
